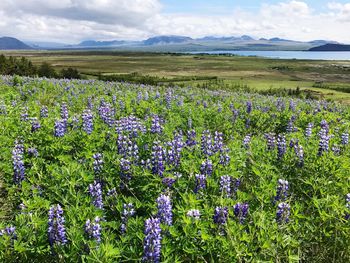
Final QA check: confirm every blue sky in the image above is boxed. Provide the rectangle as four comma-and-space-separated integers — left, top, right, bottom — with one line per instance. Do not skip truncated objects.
0, 0, 350, 43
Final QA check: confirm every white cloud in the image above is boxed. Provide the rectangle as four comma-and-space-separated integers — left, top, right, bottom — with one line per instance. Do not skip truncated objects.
0, 0, 349, 43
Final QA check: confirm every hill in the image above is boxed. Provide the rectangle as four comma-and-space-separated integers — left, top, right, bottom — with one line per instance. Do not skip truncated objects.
309, 43, 350, 51
0, 37, 32, 50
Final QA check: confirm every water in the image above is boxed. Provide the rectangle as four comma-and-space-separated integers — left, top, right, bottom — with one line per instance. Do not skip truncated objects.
190, 51, 350, 60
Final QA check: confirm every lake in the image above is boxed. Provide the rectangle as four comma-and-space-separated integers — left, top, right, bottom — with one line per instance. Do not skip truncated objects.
190, 51, 350, 60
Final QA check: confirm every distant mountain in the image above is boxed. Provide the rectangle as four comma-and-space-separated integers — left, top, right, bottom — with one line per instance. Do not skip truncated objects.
197, 35, 254, 41
0, 37, 32, 50
308, 40, 338, 46
143, 35, 193, 45
25, 41, 68, 49
309, 44, 350, 51
77, 40, 127, 47
269, 37, 294, 42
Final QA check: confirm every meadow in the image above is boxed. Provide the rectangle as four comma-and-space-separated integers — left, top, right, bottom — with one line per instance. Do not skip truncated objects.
3, 51, 350, 103
0, 74, 350, 262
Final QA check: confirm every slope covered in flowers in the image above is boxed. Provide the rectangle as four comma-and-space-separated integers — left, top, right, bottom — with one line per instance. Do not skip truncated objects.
0, 76, 350, 262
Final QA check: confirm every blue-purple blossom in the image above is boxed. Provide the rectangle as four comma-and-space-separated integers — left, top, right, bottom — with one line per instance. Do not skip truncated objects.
234, 203, 249, 223
265, 133, 276, 150
93, 153, 103, 175
277, 134, 287, 160
219, 147, 231, 166
201, 130, 214, 156
243, 135, 251, 148
48, 204, 67, 246
162, 178, 176, 188
40, 105, 48, 118
30, 117, 41, 132
318, 128, 330, 156
246, 101, 252, 114
345, 194, 350, 220
120, 158, 132, 188
151, 141, 165, 177
213, 131, 224, 152
167, 133, 184, 167
82, 109, 93, 134
186, 130, 197, 147
88, 181, 103, 209
194, 174, 206, 193
150, 114, 163, 134
213, 206, 229, 225
220, 176, 240, 198
276, 202, 290, 224
98, 101, 114, 127
341, 132, 349, 145
294, 144, 304, 166
12, 140, 25, 184
115, 115, 146, 137
275, 179, 289, 202
85, 216, 102, 243
60, 103, 69, 120
54, 119, 67, 137
28, 147, 39, 157
121, 203, 135, 234
143, 217, 162, 263
0, 226, 17, 239
187, 209, 201, 219
200, 159, 213, 176
156, 194, 173, 226
305, 123, 313, 138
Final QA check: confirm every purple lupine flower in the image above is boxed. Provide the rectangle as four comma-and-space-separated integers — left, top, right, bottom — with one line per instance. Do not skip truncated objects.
98, 101, 115, 127
305, 123, 313, 138
165, 91, 172, 108
245, 118, 251, 129
12, 140, 25, 184
213, 206, 229, 225
151, 141, 165, 177
88, 181, 103, 209
115, 115, 146, 137
20, 107, 29, 122
82, 109, 93, 134
143, 217, 162, 263
294, 144, 304, 167
166, 133, 184, 167
40, 106, 48, 118
219, 147, 230, 166
275, 179, 289, 202
186, 130, 196, 147
341, 132, 349, 145
187, 209, 201, 219
243, 134, 251, 149
332, 146, 341, 155
277, 134, 287, 160
150, 115, 163, 134
265, 133, 276, 150
289, 138, 299, 148
92, 153, 103, 175
28, 147, 39, 157
54, 119, 67, 137
320, 120, 329, 134
194, 174, 206, 193
201, 130, 214, 156
0, 226, 17, 239
286, 118, 296, 133
289, 99, 296, 111
318, 128, 330, 156
121, 203, 135, 234
156, 194, 173, 226
162, 178, 176, 188
48, 204, 67, 246
345, 194, 350, 220
120, 158, 132, 189
200, 159, 213, 176
220, 176, 240, 198
213, 131, 224, 153
276, 202, 290, 224
233, 203, 249, 224
85, 216, 102, 243
30, 117, 41, 132
117, 135, 139, 160
246, 101, 252, 114
60, 102, 69, 120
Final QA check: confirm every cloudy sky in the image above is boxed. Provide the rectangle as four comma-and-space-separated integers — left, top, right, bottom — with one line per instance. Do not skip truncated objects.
1, 0, 350, 43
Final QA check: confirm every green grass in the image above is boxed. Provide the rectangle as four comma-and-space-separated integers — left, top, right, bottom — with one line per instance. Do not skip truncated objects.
2, 50, 350, 102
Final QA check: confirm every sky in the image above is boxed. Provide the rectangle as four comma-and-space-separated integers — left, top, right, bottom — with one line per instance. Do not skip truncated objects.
0, 0, 350, 43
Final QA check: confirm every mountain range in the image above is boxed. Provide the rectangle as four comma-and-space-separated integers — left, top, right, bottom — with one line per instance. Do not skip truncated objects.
0, 35, 343, 51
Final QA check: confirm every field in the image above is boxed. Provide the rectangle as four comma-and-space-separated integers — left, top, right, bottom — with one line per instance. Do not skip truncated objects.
0, 74, 350, 262
3, 50, 350, 103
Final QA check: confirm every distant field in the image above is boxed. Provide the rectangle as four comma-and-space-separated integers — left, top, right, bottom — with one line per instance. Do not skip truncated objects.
3, 50, 350, 103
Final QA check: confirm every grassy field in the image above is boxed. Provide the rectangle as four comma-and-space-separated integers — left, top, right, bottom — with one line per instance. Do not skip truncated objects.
3, 50, 350, 102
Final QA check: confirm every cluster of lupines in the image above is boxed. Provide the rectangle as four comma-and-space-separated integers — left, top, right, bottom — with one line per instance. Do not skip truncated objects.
117, 135, 139, 161
120, 158, 132, 188
213, 131, 224, 152
85, 216, 102, 243
219, 147, 231, 166
156, 194, 173, 226
341, 132, 349, 145
276, 203, 291, 224
30, 117, 41, 132
40, 105, 48, 118
48, 204, 67, 247
187, 209, 201, 219
294, 144, 304, 166
220, 176, 240, 198
82, 109, 94, 134
318, 127, 330, 156
277, 134, 287, 160
115, 115, 146, 137
27, 147, 39, 157
243, 134, 251, 149
275, 179, 289, 202
151, 141, 165, 177
143, 218, 162, 263
150, 114, 163, 134
60, 102, 69, 120
345, 194, 350, 220
12, 140, 25, 184
162, 177, 176, 188
20, 107, 29, 121
234, 203, 249, 224
88, 181, 103, 209
305, 123, 313, 138
121, 203, 136, 234
54, 119, 67, 137
194, 174, 206, 193
246, 100, 252, 114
